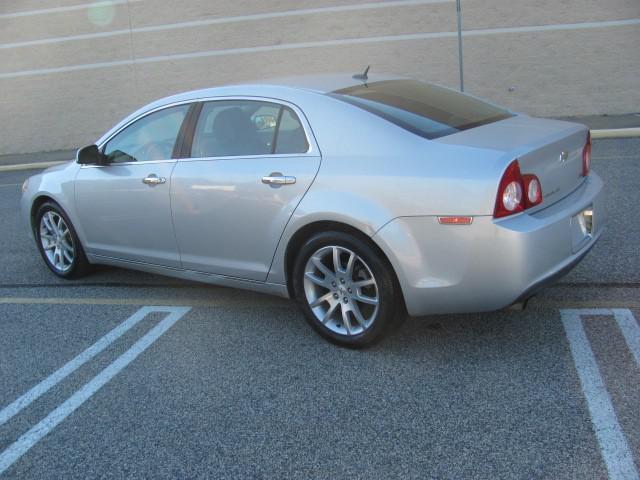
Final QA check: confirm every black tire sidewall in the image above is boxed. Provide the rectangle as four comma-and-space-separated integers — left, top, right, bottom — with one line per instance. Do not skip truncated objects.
292, 231, 398, 348
34, 202, 88, 279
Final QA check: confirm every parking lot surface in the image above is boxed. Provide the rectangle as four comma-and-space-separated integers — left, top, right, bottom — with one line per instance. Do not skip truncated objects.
1, 138, 639, 479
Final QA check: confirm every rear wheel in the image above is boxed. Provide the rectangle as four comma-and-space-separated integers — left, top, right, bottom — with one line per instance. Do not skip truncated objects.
35, 202, 90, 278
292, 231, 401, 348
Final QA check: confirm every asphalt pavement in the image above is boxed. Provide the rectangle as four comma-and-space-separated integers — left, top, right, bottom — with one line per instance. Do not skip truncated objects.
0, 138, 638, 479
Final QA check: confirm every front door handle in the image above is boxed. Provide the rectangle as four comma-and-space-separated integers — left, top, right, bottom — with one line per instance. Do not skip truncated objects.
262, 173, 296, 186
142, 174, 166, 186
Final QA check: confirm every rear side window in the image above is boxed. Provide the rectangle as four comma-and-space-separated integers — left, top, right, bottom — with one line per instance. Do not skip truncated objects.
274, 107, 308, 154
330, 80, 513, 140
190, 100, 309, 158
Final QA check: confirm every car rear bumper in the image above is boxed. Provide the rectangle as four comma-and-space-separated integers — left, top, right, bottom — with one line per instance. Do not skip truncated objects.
373, 174, 605, 316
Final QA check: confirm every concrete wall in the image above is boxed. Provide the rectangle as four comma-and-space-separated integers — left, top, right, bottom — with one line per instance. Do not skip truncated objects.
1, 0, 639, 155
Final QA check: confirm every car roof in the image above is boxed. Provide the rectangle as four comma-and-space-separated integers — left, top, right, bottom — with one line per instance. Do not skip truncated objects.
97, 73, 408, 145
153, 73, 406, 105
241, 72, 406, 93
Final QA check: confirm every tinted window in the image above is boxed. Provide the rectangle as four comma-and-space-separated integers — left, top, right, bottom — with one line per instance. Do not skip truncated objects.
274, 107, 309, 154
330, 80, 513, 139
191, 100, 275, 158
191, 100, 309, 158
103, 104, 189, 163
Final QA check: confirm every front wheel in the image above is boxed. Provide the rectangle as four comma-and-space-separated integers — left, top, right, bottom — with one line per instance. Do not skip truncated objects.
292, 231, 402, 348
35, 202, 90, 279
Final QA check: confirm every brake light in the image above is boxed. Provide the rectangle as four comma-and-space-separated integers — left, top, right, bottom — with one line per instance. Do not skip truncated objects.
494, 160, 524, 218
494, 160, 543, 218
582, 131, 591, 176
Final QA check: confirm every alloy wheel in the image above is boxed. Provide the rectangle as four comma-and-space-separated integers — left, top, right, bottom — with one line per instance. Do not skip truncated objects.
303, 245, 379, 336
39, 210, 75, 273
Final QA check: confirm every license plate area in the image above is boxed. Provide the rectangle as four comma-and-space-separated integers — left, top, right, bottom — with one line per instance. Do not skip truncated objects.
571, 207, 594, 252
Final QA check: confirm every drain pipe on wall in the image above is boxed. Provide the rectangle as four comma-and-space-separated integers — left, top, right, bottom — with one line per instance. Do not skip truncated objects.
456, 0, 464, 92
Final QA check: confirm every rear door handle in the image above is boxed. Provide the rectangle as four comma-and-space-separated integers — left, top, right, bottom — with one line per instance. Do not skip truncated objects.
262, 174, 296, 186
142, 174, 166, 186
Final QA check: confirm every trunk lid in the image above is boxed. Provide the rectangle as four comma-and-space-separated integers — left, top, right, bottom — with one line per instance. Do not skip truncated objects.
435, 114, 588, 209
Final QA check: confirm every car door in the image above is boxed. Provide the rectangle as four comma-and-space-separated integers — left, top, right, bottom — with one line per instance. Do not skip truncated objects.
74, 103, 192, 267
170, 98, 321, 281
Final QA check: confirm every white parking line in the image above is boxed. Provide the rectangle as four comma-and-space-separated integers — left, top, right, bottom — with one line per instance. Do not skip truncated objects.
613, 309, 640, 367
0, 306, 190, 475
561, 309, 640, 480
0, 306, 157, 427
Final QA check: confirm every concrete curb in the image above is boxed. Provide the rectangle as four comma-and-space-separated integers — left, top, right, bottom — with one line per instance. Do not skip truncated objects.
0, 128, 638, 173
0, 161, 67, 173
590, 128, 640, 139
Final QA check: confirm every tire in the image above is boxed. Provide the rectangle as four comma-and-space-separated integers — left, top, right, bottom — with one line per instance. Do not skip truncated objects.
34, 201, 91, 279
292, 231, 402, 348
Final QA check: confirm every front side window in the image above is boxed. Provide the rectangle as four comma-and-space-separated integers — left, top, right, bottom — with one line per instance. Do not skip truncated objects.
103, 104, 190, 163
190, 100, 309, 158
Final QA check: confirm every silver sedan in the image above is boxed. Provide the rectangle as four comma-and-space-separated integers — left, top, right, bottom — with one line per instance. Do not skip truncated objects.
21, 73, 605, 347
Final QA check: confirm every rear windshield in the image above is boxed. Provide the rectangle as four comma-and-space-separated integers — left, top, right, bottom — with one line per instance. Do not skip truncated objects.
329, 79, 513, 139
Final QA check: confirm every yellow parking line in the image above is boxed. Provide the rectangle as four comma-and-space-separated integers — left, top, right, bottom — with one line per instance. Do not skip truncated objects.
592, 155, 639, 160
591, 128, 640, 139
0, 296, 289, 307
0, 296, 636, 309
0, 161, 66, 173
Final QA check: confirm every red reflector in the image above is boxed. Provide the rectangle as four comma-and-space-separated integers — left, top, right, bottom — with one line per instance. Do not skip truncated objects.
438, 216, 473, 225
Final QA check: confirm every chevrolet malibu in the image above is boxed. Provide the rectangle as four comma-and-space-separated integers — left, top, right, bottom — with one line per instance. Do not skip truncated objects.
21, 74, 604, 347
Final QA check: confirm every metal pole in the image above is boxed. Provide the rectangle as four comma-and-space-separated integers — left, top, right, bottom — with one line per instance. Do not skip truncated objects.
456, 0, 464, 92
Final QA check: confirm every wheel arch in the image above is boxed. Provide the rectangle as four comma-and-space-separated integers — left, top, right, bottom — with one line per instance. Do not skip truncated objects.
283, 220, 406, 313
29, 192, 87, 249
30, 195, 59, 231
30, 194, 92, 278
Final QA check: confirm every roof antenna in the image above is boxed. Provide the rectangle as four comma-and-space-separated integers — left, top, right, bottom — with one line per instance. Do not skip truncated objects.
352, 65, 370, 82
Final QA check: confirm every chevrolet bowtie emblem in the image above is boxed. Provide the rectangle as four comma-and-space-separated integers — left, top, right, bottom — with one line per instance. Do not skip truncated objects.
559, 151, 569, 162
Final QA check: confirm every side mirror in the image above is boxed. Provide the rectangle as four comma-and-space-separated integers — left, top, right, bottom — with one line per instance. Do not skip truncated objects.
76, 144, 105, 165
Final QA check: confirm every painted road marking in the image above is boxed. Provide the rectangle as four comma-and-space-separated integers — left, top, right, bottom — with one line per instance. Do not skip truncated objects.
0, 296, 290, 308
0, 296, 638, 309
0, 162, 66, 173
0, 306, 162, 427
613, 309, 640, 368
561, 309, 640, 480
591, 129, 640, 140
0, 306, 190, 475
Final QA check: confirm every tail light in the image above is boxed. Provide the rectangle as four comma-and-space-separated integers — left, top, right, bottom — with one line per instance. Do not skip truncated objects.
582, 131, 591, 176
494, 160, 543, 218
523, 174, 542, 207
494, 161, 524, 218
